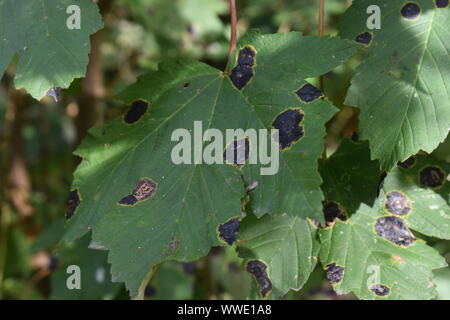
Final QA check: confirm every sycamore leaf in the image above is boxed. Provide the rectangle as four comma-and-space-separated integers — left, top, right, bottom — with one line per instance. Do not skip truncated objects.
319, 197, 446, 299
320, 140, 447, 299
237, 214, 320, 299
382, 155, 450, 239
0, 0, 103, 99
341, 0, 450, 169
64, 31, 359, 296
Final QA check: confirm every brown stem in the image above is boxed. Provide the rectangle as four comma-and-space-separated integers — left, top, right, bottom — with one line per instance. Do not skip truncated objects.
225, 0, 237, 71
319, 0, 325, 92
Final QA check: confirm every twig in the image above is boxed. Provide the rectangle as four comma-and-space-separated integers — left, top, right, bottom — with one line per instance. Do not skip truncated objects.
319, 0, 325, 91
225, 0, 237, 71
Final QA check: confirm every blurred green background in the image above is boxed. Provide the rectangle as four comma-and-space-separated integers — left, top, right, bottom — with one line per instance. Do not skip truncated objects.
1, 0, 450, 300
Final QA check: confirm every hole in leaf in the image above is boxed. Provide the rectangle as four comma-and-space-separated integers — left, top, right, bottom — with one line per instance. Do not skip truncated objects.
295, 83, 323, 103
66, 189, 81, 220
218, 218, 240, 245
401, 2, 421, 19
246, 260, 272, 298
435, 0, 449, 8
119, 178, 157, 206
375, 216, 416, 247
385, 191, 411, 216
325, 263, 344, 285
420, 166, 445, 188
124, 100, 149, 124
272, 109, 305, 150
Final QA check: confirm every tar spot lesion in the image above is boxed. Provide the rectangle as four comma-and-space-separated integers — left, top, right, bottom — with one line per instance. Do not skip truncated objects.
355, 32, 373, 45
230, 46, 256, 90
435, 0, 449, 8
124, 99, 149, 124
295, 83, 323, 103
375, 216, 416, 247
66, 189, 81, 220
183, 82, 190, 88
322, 201, 347, 227
246, 260, 272, 298
223, 138, 250, 167
272, 109, 305, 150
401, 2, 421, 19
370, 284, 390, 297
420, 166, 446, 188
218, 218, 240, 245
325, 263, 344, 285
385, 191, 411, 216
119, 178, 157, 206
377, 171, 388, 196
398, 156, 416, 169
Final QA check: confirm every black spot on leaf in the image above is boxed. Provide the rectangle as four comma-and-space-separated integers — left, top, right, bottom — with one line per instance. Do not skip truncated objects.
119, 178, 157, 205
124, 100, 149, 124
356, 32, 372, 45
385, 191, 411, 216
118, 195, 138, 206
183, 82, 190, 88
323, 201, 346, 226
272, 109, 305, 150
401, 2, 421, 19
420, 166, 446, 188
295, 83, 323, 103
218, 218, 240, 245
370, 284, 390, 297
237, 46, 256, 66
325, 263, 344, 285
230, 46, 256, 90
398, 156, 416, 169
230, 65, 254, 90
66, 189, 80, 220
435, 0, 449, 8
375, 216, 416, 247
246, 260, 272, 298
224, 138, 250, 167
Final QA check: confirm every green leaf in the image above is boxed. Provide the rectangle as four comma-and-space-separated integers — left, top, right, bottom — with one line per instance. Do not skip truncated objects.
319, 141, 448, 299
0, 0, 103, 100
50, 234, 122, 300
237, 214, 320, 299
382, 155, 450, 239
319, 197, 446, 299
65, 31, 359, 296
341, 0, 450, 169
319, 139, 381, 217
